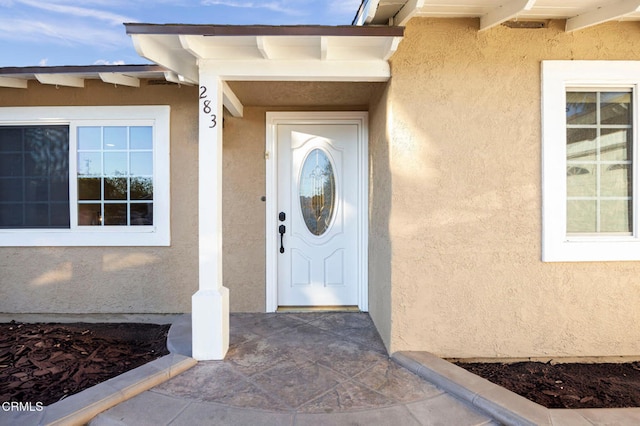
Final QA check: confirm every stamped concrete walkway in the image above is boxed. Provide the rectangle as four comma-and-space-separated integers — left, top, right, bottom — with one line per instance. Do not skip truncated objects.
91, 313, 496, 425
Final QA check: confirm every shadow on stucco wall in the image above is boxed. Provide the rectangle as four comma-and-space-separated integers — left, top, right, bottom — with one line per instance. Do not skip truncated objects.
368, 82, 393, 351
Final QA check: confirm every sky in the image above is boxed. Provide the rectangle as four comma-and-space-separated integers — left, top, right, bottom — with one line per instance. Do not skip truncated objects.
0, 0, 362, 67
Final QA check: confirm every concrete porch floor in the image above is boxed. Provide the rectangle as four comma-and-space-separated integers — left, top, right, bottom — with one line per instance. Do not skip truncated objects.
91, 312, 496, 425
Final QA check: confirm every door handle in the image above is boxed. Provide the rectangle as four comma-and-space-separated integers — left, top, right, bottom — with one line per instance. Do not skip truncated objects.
279, 224, 286, 253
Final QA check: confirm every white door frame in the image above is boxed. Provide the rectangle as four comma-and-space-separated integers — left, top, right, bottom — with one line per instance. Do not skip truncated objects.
265, 111, 369, 313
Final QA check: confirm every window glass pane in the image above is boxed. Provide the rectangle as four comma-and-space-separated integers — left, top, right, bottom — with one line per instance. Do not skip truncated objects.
50, 176, 69, 201
601, 129, 631, 161
566, 90, 633, 235
601, 92, 631, 125
75, 125, 154, 227
601, 200, 633, 232
0, 178, 23, 201
567, 164, 596, 197
78, 152, 102, 176
567, 200, 597, 233
130, 177, 153, 200
104, 177, 127, 200
78, 127, 102, 150
0, 128, 22, 151
567, 92, 596, 125
25, 178, 49, 202
0, 204, 22, 227
78, 177, 101, 200
104, 152, 128, 176
25, 203, 49, 227
130, 152, 152, 176
50, 203, 69, 227
130, 127, 152, 150
0, 126, 69, 229
78, 203, 101, 226
104, 203, 127, 225
299, 148, 336, 236
103, 127, 127, 150
600, 164, 632, 197
567, 128, 596, 161
0, 153, 22, 176
130, 203, 153, 225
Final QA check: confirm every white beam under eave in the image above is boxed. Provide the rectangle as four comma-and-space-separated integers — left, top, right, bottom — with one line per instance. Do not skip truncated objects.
222, 81, 243, 118
131, 34, 199, 84
0, 76, 28, 89
383, 37, 402, 61
99, 73, 140, 87
356, 0, 381, 26
35, 74, 84, 88
320, 37, 329, 60
256, 36, 272, 59
394, 0, 425, 26
164, 71, 195, 85
179, 34, 215, 60
566, 0, 640, 32
480, 0, 537, 31
210, 59, 391, 82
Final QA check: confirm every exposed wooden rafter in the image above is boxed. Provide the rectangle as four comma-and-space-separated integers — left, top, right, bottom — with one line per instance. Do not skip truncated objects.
566, 0, 640, 32
222, 81, 244, 118
0, 76, 28, 89
99, 73, 140, 87
256, 36, 272, 59
131, 34, 198, 84
480, 0, 537, 31
34, 74, 84, 88
394, 0, 425, 26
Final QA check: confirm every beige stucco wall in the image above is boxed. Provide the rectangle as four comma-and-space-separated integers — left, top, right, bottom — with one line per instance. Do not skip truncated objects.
368, 84, 393, 350
221, 107, 267, 311
382, 18, 640, 358
0, 81, 268, 313
0, 80, 375, 315
0, 80, 199, 314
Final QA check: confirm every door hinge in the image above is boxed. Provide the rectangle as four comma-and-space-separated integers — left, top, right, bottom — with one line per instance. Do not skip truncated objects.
265, 151, 270, 160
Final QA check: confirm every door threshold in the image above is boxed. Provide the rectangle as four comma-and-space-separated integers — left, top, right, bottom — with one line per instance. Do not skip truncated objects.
277, 306, 360, 313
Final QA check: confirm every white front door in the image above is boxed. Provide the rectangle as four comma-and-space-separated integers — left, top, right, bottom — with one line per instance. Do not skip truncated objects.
272, 118, 364, 307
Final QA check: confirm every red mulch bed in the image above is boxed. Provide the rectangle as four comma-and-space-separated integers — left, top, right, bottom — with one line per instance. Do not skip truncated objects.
456, 361, 640, 409
0, 322, 170, 406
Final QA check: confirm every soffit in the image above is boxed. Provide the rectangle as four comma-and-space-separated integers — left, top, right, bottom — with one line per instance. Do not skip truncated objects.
0, 64, 181, 89
225, 81, 385, 107
124, 24, 404, 84
358, 0, 640, 31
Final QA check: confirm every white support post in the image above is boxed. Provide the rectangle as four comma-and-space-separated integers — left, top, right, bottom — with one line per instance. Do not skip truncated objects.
192, 63, 229, 361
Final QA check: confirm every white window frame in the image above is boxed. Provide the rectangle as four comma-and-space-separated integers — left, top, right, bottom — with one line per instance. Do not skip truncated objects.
0, 106, 170, 246
542, 61, 640, 261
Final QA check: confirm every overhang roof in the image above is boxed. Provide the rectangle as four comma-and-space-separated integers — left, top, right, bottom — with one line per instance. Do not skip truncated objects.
124, 24, 404, 83
0, 64, 180, 89
355, 0, 640, 32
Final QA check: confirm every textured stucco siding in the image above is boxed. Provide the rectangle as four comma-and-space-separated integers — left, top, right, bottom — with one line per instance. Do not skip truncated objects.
0, 80, 199, 314
368, 84, 393, 350
0, 80, 371, 314
384, 18, 640, 358
0, 81, 269, 314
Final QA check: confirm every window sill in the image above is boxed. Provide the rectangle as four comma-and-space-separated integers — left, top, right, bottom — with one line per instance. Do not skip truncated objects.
0, 228, 170, 247
543, 238, 640, 262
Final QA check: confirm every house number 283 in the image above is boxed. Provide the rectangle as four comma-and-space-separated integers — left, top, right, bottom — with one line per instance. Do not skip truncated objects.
199, 86, 218, 128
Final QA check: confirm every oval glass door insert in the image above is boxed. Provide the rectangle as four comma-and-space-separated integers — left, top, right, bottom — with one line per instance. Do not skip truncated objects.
299, 148, 336, 236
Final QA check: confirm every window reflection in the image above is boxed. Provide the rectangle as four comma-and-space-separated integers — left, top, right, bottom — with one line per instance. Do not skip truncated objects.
566, 91, 633, 234
76, 126, 153, 226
